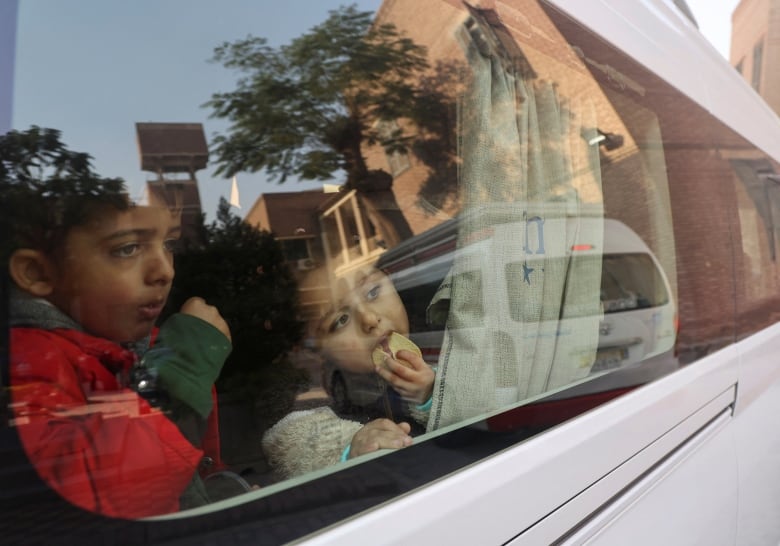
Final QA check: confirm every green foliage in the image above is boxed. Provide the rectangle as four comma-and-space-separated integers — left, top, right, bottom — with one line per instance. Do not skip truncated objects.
1, 126, 102, 184
205, 4, 430, 188
0, 126, 128, 259
165, 199, 306, 401
219, 354, 309, 429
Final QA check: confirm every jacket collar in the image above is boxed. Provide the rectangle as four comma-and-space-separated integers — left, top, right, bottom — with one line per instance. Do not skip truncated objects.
9, 285, 81, 331
9, 285, 152, 362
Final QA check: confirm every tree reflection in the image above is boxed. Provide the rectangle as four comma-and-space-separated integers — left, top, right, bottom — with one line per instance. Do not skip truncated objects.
164, 199, 308, 464
206, 4, 460, 245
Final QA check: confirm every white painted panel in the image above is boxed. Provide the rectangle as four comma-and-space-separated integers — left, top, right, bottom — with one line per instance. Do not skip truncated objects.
506, 322, 780, 546
510, 389, 736, 545
733, 323, 780, 545
566, 411, 737, 545
734, 322, 780, 413
733, 381, 780, 546
302, 347, 738, 546
549, 0, 780, 163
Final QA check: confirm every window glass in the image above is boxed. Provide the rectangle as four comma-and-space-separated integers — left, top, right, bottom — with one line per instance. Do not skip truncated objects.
601, 254, 669, 311
376, 120, 412, 177
752, 39, 764, 91
3, 0, 776, 542
729, 157, 780, 341
281, 239, 310, 262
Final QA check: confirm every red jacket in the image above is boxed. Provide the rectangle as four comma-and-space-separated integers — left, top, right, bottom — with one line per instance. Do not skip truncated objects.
10, 327, 219, 519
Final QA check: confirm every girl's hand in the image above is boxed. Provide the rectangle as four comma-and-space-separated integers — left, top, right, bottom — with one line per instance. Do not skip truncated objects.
375, 349, 434, 405
349, 419, 412, 458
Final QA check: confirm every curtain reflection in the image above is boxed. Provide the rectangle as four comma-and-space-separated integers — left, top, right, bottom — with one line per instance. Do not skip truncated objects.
428, 6, 603, 429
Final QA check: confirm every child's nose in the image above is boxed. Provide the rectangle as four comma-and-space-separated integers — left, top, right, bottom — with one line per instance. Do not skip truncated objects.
146, 249, 174, 285
357, 305, 380, 332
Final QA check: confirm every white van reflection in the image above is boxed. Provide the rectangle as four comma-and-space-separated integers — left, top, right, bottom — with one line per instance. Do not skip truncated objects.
589, 219, 677, 372
322, 217, 678, 413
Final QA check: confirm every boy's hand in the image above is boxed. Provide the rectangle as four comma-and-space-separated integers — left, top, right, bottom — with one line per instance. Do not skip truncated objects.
374, 349, 434, 405
180, 297, 232, 342
349, 419, 412, 458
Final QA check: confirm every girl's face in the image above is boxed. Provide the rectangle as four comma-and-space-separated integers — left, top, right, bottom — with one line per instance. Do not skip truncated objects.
317, 267, 409, 374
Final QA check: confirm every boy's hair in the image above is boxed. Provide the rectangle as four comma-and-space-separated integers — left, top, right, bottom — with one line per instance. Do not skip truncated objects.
1, 127, 131, 261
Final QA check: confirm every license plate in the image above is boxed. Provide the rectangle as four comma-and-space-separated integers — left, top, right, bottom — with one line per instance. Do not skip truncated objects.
591, 346, 629, 372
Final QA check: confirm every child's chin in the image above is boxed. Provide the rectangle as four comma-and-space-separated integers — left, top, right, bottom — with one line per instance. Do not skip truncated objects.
340, 358, 376, 374
109, 326, 154, 345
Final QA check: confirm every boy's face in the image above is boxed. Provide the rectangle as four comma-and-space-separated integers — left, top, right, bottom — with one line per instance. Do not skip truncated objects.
46, 205, 181, 343
317, 267, 409, 374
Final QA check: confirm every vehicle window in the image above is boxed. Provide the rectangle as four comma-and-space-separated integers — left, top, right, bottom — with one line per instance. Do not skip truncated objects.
730, 158, 780, 340
3, 0, 777, 543
398, 280, 448, 331
601, 253, 669, 312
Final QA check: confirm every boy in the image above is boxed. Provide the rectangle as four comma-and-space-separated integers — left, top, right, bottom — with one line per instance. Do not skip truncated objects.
5, 152, 231, 518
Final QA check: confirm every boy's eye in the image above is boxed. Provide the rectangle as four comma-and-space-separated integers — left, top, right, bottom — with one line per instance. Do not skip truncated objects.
329, 312, 350, 332
164, 238, 181, 253
111, 243, 140, 258
365, 284, 381, 301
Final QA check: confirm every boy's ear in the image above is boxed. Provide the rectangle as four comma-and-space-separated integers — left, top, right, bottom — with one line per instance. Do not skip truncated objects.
9, 249, 56, 297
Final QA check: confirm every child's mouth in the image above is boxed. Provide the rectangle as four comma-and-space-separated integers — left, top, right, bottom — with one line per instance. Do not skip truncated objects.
376, 334, 393, 356
371, 333, 395, 367
139, 303, 164, 320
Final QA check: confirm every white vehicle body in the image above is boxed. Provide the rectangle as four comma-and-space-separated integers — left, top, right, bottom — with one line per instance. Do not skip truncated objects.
384, 216, 677, 372
303, 1, 780, 544
334, 216, 678, 410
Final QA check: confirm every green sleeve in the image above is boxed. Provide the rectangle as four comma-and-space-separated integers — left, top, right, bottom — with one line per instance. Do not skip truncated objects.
143, 313, 232, 419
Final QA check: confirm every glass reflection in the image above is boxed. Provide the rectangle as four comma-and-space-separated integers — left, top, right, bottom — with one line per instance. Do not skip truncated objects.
17, 0, 769, 523
3, 127, 238, 517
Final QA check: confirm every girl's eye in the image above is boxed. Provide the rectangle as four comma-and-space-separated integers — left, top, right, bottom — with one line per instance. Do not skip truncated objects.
111, 243, 140, 258
365, 284, 381, 301
329, 312, 350, 332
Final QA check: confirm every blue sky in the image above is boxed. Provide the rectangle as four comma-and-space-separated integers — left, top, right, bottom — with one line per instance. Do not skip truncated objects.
11, 0, 738, 220
12, 0, 382, 220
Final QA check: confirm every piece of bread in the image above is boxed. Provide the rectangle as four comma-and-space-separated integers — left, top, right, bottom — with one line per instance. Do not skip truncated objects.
372, 332, 421, 368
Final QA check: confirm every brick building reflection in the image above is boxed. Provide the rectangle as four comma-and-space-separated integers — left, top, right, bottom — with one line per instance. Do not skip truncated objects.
135, 122, 208, 246
248, 0, 780, 360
